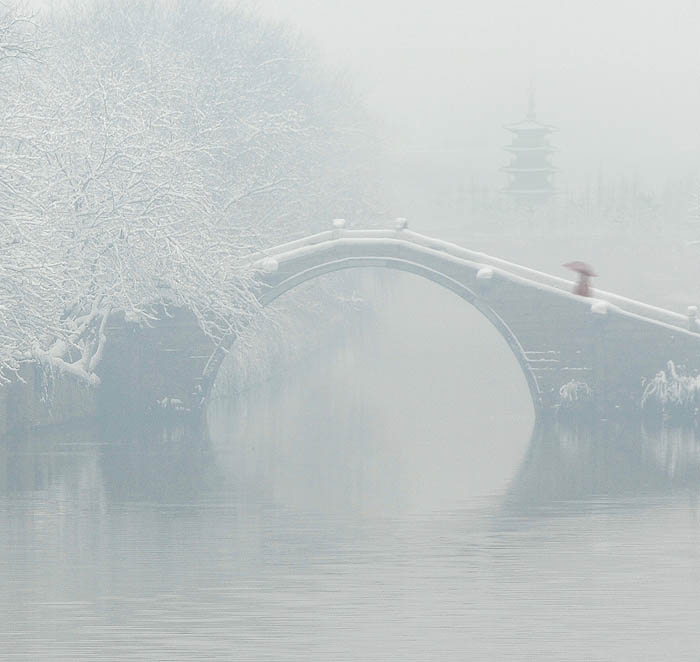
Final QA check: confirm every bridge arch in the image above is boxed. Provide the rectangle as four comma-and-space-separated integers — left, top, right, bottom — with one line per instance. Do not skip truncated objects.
203, 255, 541, 413
99, 229, 700, 421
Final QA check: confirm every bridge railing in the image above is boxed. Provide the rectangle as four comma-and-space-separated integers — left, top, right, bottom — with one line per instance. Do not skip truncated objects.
251, 225, 692, 332
401, 230, 691, 331
245, 229, 398, 263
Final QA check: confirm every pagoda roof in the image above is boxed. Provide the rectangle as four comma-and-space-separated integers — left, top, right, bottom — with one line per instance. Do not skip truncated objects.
502, 166, 557, 174
504, 145, 556, 153
503, 187, 557, 195
504, 119, 556, 133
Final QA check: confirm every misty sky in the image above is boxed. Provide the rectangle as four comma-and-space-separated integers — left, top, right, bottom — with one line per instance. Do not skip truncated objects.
29, 0, 700, 190
252, 0, 700, 190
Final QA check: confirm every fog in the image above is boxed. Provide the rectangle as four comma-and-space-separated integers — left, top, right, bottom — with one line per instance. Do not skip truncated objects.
3, 1, 700, 659
248, 0, 700, 315
254, 0, 700, 188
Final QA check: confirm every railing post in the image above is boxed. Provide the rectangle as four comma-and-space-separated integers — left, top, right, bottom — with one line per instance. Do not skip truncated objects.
395, 217, 408, 231
475, 266, 493, 297
332, 218, 346, 239
258, 257, 278, 275
688, 305, 697, 331
589, 299, 611, 417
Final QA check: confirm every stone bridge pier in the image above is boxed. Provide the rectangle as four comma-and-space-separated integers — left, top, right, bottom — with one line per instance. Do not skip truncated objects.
97, 307, 219, 418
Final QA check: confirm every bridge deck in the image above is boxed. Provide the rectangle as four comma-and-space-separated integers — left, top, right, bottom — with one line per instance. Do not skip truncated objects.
256, 228, 696, 336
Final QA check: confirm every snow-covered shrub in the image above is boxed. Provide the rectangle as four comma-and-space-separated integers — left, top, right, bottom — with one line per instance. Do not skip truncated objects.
559, 380, 593, 407
557, 380, 594, 419
641, 360, 700, 422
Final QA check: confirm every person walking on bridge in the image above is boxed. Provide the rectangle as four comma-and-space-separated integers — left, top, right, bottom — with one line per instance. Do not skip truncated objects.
564, 261, 597, 297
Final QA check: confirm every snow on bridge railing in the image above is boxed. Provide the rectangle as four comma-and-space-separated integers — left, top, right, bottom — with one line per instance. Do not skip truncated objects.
248, 223, 690, 332
401, 230, 690, 331
246, 230, 332, 261
246, 229, 398, 264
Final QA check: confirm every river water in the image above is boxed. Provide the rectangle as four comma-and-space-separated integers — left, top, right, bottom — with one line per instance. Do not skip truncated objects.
2, 275, 700, 660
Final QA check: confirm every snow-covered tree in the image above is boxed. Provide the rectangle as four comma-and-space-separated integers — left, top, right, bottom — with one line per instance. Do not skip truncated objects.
0, 0, 379, 384
0, 2, 56, 382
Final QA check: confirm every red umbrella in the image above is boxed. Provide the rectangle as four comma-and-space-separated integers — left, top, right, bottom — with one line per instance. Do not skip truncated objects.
563, 261, 597, 277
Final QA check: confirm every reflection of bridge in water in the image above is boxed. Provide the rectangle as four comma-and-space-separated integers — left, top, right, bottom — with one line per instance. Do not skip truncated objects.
5, 420, 700, 517
99, 228, 700, 418
503, 421, 700, 517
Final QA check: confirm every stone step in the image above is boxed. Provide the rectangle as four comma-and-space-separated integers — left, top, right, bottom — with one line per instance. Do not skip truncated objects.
529, 364, 592, 372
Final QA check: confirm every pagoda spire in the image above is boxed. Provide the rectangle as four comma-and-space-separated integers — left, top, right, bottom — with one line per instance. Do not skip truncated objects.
527, 79, 536, 120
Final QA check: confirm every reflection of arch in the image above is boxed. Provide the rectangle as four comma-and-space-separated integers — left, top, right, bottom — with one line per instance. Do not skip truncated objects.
203, 256, 540, 413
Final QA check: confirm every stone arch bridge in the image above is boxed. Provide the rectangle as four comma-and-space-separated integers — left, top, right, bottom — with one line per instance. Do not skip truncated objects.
98, 228, 700, 419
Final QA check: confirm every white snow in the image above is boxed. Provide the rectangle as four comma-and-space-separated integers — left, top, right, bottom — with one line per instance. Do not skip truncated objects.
259, 257, 279, 274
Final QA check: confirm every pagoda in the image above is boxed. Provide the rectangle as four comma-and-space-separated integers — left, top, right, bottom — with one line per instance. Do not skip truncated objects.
503, 87, 556, 205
